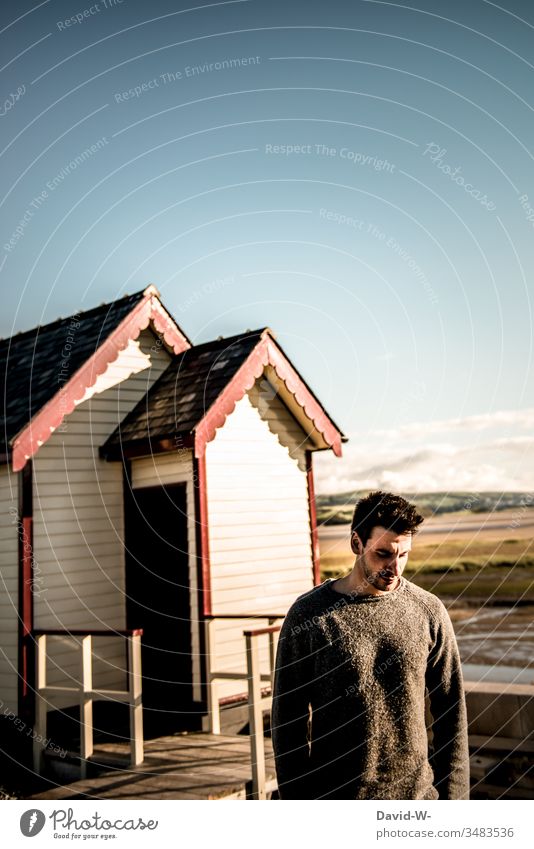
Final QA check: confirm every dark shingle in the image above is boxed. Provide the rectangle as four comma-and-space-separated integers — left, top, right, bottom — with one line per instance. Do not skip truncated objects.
103, 329, 267, 451
1, 291, 146, 454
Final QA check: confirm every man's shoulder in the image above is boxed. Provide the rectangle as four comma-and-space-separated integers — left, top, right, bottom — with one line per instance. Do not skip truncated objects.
284, 581, 335, 623
402, 578, 450, 621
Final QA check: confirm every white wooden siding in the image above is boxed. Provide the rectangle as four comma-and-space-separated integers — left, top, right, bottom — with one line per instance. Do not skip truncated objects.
130, 451, 200, 701
0, 465, 19, 715
32, 329, 170, 708
205, 384, 314, 699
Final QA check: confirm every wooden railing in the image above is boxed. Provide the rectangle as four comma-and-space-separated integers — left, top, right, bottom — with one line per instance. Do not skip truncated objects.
244, 624, 282, 799
33, 629, 144, 778
204, 615, 283, 799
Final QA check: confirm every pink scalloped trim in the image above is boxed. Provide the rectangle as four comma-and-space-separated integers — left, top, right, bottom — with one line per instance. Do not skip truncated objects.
194, 334, 343, 458
12, 293, 190, 472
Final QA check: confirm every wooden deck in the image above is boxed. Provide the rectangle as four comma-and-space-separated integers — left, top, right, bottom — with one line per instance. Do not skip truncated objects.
32, 733, 276, 801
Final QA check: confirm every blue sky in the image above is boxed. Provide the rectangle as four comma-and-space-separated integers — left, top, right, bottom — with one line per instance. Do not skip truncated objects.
1, 0, 533, 492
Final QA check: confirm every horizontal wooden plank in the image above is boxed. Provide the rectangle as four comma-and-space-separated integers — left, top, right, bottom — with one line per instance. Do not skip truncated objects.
464, 680, 534, 696
32, 531, 122, 550
208, 504, 310, 523
207, 448, 303, 464
209, 439, 308, 457
34, 583, 125, 604
210, 559, 312, 580
210, 544, 312, 565
211, 567, 312, 591
0, 694, 17, 713
212, 578, 309, 603
33, 481, 122, 496
36, 494, 123, 527
211, 601, 296, 617
30, 574, 125, 593
35, 599, 124, 622
209, 531, 312, 552
0, 549, 18, 562
33, 460, 121, 475
469, 734, 534, 754
44, 424, 124, 440
33, 476, 121, 493
207, 464, 306, 481
208, 520, 310, 540
34, 517, 122, 536
0, 667, 18, 683
30, 553, 123, 571
40, 639, 126, 655
28, 543, 121, 563
206, 486, 307, 503
212, 644, 273, 663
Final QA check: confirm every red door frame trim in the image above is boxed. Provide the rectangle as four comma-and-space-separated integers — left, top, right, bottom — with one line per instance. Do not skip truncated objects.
11, 287, 190, 473
193, 453, 212, 618
306, 451, 321, 586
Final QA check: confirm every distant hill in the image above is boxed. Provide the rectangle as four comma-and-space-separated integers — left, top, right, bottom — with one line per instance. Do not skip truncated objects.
316, 491, 533, 525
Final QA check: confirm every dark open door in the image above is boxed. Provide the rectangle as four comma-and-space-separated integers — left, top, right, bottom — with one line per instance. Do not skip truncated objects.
125, 482, 192, 733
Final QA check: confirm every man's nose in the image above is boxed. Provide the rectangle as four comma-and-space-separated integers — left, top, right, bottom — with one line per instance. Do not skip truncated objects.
388, 557, 403, 576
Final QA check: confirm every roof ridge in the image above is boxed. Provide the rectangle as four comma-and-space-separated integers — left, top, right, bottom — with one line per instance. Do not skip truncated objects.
183, 327, 269, 354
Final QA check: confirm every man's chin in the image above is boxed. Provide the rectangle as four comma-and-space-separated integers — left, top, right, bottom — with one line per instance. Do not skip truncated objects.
376, 576, 399, 591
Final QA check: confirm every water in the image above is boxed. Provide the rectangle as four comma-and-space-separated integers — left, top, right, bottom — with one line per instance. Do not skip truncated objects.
450, 606, 534, 669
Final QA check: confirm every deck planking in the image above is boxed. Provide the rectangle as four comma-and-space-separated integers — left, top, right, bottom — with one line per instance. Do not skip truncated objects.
32, 732, 276, 801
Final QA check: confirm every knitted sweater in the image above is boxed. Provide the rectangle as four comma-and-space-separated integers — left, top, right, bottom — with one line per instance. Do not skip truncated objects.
271, 578, 469, 800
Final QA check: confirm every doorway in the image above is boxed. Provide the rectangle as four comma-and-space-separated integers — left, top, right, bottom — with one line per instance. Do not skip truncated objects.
124, 482, 192, 733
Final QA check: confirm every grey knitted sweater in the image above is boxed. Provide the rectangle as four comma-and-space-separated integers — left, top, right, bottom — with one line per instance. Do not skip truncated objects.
272, 578, 469, 800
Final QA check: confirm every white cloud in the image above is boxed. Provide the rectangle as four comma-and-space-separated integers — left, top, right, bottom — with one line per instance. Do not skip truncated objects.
372, 408, 534, 441
315, 411, 534, 494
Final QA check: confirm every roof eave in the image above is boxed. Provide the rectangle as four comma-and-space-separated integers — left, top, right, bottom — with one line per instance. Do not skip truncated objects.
10, 287, 190, 472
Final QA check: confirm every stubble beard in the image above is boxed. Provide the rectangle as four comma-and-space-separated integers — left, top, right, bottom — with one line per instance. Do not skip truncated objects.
361, 555, 399, 592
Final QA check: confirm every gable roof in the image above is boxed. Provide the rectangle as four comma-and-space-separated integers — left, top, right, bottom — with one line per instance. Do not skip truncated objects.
102, 329, 265, 455
102, 328, 346, 460
2, 286, 190, 470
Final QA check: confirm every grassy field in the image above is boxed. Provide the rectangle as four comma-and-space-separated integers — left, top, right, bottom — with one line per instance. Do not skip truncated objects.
319, 510, 534, 602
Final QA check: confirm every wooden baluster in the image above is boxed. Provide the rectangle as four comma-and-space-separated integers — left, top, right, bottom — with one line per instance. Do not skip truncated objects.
204, 620, 220, 734
80, 635, 93, 778
128, 634, 144, 766
33, 634, 47, 774
246, 633, 266, 800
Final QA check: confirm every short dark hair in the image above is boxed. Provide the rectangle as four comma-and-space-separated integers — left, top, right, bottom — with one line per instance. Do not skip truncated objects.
351, 490, 424, 545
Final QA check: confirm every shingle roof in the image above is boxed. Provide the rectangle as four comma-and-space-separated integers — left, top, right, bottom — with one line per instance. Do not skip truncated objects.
103, 328, 267, 452
1, 291, 145, 455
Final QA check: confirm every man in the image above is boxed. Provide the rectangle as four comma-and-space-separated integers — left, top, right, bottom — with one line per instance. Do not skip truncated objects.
272, 491, 469, 800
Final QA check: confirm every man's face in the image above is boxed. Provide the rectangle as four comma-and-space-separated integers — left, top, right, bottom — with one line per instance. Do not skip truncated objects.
351, 526, 413, 593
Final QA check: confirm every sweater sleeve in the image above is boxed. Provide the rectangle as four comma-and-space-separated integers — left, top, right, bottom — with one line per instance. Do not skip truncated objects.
425, 603, 470, 800
271, 605, 313, 799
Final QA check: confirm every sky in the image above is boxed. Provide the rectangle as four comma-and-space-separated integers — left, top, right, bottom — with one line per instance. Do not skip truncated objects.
1, 0, 533, 494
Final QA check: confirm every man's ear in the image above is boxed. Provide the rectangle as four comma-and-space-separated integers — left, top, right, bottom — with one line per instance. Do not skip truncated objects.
350, 532, 363, 555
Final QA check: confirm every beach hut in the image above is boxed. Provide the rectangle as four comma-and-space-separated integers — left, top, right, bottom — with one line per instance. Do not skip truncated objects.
0, 286, 344, 743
